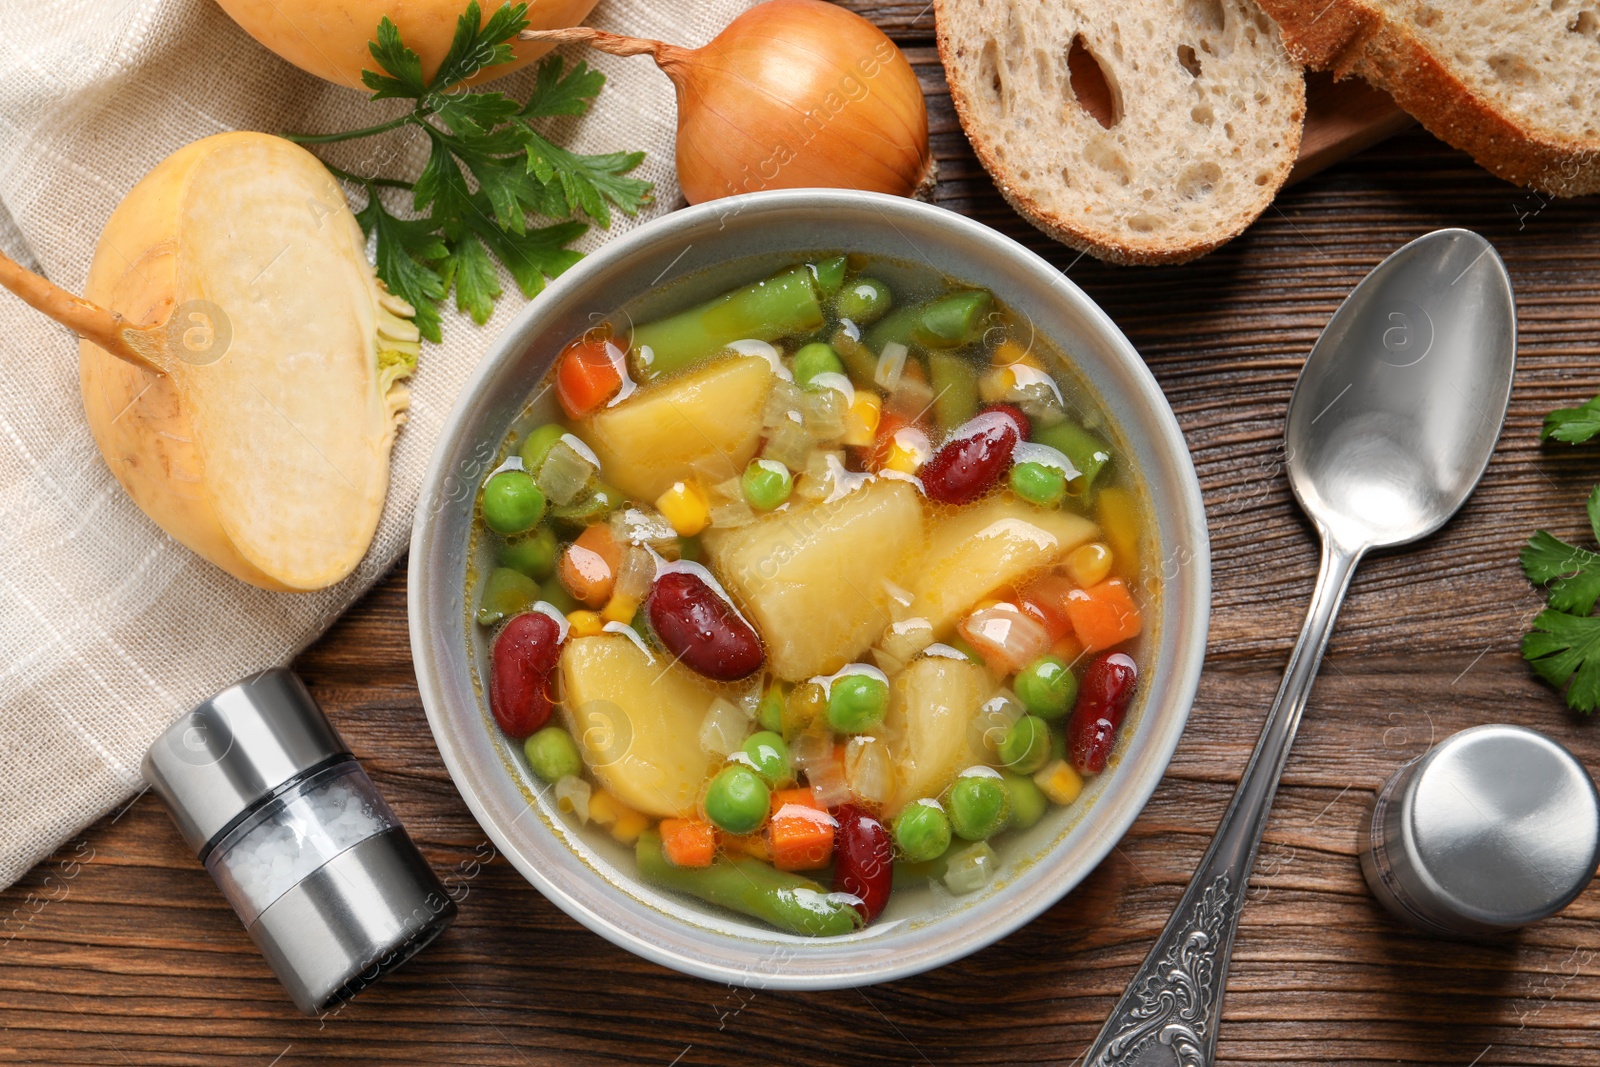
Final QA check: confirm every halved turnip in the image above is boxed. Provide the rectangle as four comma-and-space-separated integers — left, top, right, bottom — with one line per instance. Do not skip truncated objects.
0, 132, 417, 591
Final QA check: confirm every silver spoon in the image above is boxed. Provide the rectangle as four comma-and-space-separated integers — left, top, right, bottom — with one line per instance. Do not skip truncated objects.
1083, 228, 1517, 1067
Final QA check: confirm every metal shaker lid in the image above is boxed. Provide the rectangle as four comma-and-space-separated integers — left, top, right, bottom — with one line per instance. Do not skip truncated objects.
1375, 724, 1600, 933
141, 668, 349, 855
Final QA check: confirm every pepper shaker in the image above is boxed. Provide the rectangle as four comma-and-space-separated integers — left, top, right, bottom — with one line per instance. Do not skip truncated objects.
1359, 723, 1600, 936
143, 669, 456, 1014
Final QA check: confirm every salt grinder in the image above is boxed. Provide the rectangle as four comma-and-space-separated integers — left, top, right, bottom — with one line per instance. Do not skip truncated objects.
1360, 724, 1600, 937
143, 669, 456, 1014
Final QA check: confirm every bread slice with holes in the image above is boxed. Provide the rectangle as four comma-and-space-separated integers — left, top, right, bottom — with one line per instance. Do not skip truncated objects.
935, 0, 1306, 265
1254, 0, 1600, 196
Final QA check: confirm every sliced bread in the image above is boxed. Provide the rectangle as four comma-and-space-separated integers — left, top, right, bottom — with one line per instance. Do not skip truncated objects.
1255, 0, 1600, 195
935, 0, 1307, 265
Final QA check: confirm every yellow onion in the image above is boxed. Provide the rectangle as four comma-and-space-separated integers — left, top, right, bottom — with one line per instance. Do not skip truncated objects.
524, 0, 933, 203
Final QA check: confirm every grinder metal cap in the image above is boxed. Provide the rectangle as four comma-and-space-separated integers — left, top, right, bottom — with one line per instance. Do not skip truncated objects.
1361, 723, 1600, 935
142, 668, 348, 855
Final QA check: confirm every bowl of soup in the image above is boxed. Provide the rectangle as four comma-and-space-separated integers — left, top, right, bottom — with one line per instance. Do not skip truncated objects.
410, 190, 1209, 987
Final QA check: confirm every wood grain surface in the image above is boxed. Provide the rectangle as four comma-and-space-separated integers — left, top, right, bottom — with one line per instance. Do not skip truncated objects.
5, 5, 1600, 1065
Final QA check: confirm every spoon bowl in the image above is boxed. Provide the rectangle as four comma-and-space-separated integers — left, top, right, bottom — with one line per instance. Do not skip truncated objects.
1287, 228, 1516, 550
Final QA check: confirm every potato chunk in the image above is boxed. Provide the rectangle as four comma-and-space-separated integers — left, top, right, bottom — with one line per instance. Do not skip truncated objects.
705, 478, 924, 681
581, 354, 774, 502
883, 653, 990, 814
912, 495, 1098, 634
558, 633, 719, 818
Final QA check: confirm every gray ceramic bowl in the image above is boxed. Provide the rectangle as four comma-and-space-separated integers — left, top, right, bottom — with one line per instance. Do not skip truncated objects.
409, 190, 1209, 988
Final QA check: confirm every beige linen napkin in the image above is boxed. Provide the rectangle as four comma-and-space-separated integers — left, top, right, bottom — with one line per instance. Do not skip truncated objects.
0, 0, 751, 889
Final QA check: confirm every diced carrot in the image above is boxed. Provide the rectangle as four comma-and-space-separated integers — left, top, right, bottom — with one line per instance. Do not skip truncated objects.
555, 334, 626, 419
558, 523, 622, 607
1064, 578, 1143, 653
767, 787, 835, 871
1015, 573, 1077, 644
1051, 633, 1086, 665
660, 817, 717, 867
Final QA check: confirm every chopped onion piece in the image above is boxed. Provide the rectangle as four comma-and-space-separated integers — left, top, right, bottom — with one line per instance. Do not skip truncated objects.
970, 689, 1026, 757
535, 440, 597, 506
879, 617, 935, 664
612, 545, 657, 604
791, 732, 851, 808
875, 341, 909, 391
958, 603, 1051, 675
554, 775, 592, 825
802, 386, 848, 442
843, 736, 894, 806
762, 379, 806, 432
700, 697, 750, 758
763, 418, 815, 469
708, 497, 757, 529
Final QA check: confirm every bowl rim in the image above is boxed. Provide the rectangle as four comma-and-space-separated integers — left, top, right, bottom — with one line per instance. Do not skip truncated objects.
409, 189, 1210, 988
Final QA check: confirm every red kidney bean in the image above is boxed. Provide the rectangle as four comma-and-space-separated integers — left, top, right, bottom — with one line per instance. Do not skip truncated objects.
1068, 652, 1138, 774
490, 611, 563, 738
647, 568, 764, 681
831, 804, 893, 923
920, 407, 1025, 505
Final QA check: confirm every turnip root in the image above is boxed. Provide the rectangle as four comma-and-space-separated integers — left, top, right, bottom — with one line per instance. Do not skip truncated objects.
214, 0, 599, 90
0, 132, 417, 592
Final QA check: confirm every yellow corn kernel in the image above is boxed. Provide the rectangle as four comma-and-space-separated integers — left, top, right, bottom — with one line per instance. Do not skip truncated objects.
883, 428, 931, 476
601, 593, 639, 625
992, 340, 1043, 369
978, 365, 1016, 404
566, 609, 604, 638
1034, 759, 1084, 806
1066, 542, 1114, 588
608, 808, 650, 845
840, 391, 882, 447
587, 789, 621, 826
655, 480, 709, 536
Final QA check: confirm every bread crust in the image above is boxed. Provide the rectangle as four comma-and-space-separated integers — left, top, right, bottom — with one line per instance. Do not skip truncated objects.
1257, 0, 1600, 195
934, 0, 1306, 266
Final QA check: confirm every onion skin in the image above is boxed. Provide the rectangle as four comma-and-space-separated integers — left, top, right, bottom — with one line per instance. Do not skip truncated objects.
215, 0, 599, 90
525, 0, 933, 203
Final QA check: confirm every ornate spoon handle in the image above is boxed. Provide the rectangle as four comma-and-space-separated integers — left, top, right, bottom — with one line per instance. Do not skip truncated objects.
1082, 534, 1363, 1067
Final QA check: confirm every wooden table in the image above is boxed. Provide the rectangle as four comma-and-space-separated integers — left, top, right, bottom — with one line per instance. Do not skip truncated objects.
6, 6, 1600, 1065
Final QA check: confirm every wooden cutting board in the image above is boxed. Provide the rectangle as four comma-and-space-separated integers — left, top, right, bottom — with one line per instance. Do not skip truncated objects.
1289, 71, 1416, 185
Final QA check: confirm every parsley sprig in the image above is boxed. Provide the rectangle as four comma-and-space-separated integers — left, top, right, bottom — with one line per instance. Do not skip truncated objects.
1521, 398, 1600, 711
288, 1, 652, 342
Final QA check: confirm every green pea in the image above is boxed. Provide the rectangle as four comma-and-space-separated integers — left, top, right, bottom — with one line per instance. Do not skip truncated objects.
741, 731, 794, 787
828, 671, 889, 733
498, 525, 559, 580
741, 459, 793, 511
948, 772, 1011, 841
1001, 772, 1049, 830
518, 424, 567, 474
756, 684, 788, 734
1014, 655, 1078, 720
524, 726, 582, 783
476, 567, 541, 626
893, 800, 952, 863
792, 342, 845, 388
834, 277, 893, 326
540, 580, 579, 615
998, 715, 1052, 774
1010, 461, 1067, 507
704, 765, 771, 835
481, 470, 547, 535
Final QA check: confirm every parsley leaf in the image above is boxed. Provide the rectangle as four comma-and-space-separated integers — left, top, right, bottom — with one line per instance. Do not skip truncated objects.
1523, 530, 1600, 615
1523, 609, 1600, 712
1544, 396, 1600, 443
287, 1, 653, 342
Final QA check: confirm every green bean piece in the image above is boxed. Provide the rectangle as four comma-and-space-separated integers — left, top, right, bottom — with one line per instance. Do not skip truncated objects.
829, 327, 877, 388
476, 567, 541, 626
498, 525, 560, 580
629, 265, 825, 381
1033, 422, 1112, 496
914, 290, 994, 348
1011, 461, 1068, 507
811, 255, 848, 296
862, 303, 922, 354
635, 831, 863, 936
1001, 772, 1049, 830
550, 481, 624, 527
928, 351, 980, 431
524, 727, 582, 783
540, 580, 579, 615
518, 424, 566, 474
834, 277, 893, 325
